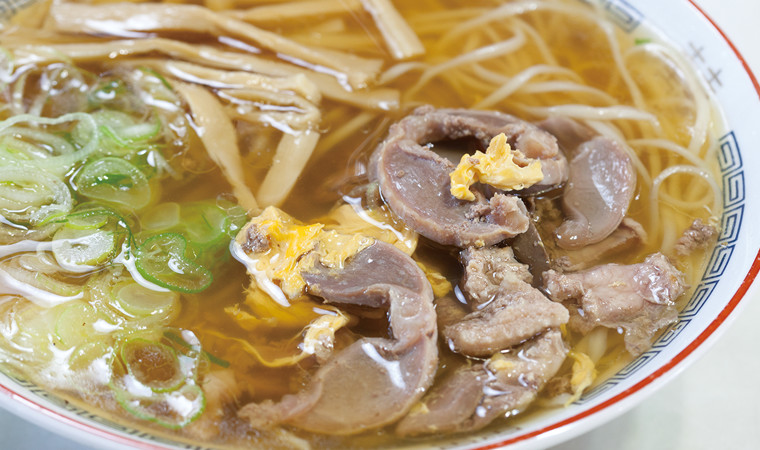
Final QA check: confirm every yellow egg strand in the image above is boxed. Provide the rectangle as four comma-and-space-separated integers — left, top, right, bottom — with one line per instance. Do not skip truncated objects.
449, 133, 544, 201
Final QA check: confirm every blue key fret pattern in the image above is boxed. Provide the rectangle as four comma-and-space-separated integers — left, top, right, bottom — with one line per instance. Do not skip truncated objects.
577, 130, 743, 404
1, 135, 741, 444
0, 3, 746, 447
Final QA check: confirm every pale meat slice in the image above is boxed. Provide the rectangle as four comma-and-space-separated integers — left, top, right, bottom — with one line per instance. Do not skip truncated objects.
553, 217, 647, 271
674, 219, 719, 257
396, 328, 567, 436
540, 117, 636, 250
238, 241, 438, 435
539, 116, 597, 153
371, 132, 530, 248
523, 197, 647, 273
438, 247, 568, 357
543, 253, 686, 355
556, 136, 636, 249
460, 245, 534, 306
369, 106, 569, 247
437, 293, 567, 358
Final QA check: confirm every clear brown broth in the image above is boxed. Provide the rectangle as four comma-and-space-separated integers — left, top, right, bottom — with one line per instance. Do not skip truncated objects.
0, 0, 722, 447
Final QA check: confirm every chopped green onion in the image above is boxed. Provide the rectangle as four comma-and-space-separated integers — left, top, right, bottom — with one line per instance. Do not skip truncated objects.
121, 338, 185, 393
112, 281, 178, 318
143, 201, 232, 250
0, 113, 99, 175
85, 267, 177, 334
0, 257, 83, 307
94, 109, 161, 154
54, 302, 108, 349
34, 271, 84, 298
73, 157, 151, 210
140, 202, 181, 231
89, 80, 127, 104
138, 67, 173, 90
110, 380, 205, 429
183, 202, 230, 248
164, 331, 230, 368
0, 168, 72, 226
52, 225, 116, 271
160, 329, 206, 381
10, 303, 60, 357
109, 332, 207, 429
61, 205, 135, 257
134, 67, 180, 109
65, 211, 109, 230
66, 204, 131, 230
68, 341, 114, 373
220, 202, 248, 237
134, 233, 212, 293
0, 126, 77, 158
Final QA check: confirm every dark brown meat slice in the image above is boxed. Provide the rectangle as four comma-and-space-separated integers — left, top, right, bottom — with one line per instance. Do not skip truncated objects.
543, 253, 686, 355
238, 242, 437, 435
674, 219, 719, 257
510, 221, 552, 287
439, 247, 568, 357
539, 117, 636, 250
369, 106, 568, 247
396, 328, 567, 436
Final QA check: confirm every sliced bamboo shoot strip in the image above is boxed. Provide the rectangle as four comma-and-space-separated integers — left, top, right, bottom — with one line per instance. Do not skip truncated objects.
361, 0, 425, 60
257, 129, 320, 207
175, 83, 259, 212
46, 2, 381, 89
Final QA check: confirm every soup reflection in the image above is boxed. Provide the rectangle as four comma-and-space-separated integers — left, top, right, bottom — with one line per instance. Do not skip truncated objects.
0, 0, 720, 447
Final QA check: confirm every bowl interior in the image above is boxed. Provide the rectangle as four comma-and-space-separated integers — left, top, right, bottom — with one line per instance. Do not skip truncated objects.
0, 1, 759, 449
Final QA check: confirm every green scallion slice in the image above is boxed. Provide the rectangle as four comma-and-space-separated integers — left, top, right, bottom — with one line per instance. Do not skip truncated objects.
73, 157, 151, 210
134, 233, 212, 293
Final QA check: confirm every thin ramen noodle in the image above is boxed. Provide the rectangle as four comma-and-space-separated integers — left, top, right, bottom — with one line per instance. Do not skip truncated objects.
0, 0, 721, 447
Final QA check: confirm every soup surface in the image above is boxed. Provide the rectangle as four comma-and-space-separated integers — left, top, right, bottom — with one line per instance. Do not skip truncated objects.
0, 0, 721, 447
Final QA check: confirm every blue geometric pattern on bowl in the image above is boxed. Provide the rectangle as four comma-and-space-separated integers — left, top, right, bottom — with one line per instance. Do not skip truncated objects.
577, 130, 743, 404
0, 0, 744, 445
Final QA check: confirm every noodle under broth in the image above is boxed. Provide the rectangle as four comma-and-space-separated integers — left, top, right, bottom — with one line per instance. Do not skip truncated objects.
0, 0, 722, 447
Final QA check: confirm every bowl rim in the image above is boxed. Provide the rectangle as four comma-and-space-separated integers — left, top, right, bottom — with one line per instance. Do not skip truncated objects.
0, 1, 758, 449
470, 1, 760, 447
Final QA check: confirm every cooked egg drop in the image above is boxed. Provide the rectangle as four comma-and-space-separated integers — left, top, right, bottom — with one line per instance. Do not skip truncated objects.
449, 133, 544, 201
236, 206, 374, 299
565, 350, 597, 406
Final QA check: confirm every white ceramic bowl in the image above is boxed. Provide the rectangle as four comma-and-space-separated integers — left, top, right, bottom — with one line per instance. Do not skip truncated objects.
0, 0, 759, 449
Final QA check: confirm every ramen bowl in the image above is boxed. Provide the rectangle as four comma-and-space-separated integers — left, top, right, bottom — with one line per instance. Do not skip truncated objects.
0, 0, 758, 449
